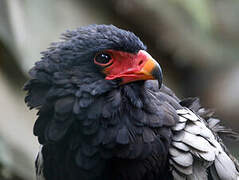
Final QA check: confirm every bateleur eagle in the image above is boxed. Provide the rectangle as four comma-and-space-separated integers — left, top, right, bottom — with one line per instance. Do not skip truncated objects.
24, 24, 239, 180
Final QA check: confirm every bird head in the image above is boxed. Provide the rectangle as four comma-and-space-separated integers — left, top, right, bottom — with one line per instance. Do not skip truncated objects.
25, 24, 163, 109
66, 24, 162, 89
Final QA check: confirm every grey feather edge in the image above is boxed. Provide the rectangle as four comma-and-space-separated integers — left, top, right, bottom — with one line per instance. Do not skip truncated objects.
35, 146, 45, 180
169, 107, 239, 180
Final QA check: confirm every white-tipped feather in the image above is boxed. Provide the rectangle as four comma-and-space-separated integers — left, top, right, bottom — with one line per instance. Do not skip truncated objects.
170, 159, 193, 175
199, 150, 216, 162
181, 111, 198, 121
172, 141, 190, 152
177, 109, 190, 115
214, 151, 239, 180
180, 131, 214, 152
171, 152, 193, 167
179, 116, 187, 123
172, 122, 186, 131
184, 123, 201, 135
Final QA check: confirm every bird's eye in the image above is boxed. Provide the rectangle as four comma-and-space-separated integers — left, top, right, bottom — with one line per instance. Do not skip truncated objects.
94, 53, 112, 65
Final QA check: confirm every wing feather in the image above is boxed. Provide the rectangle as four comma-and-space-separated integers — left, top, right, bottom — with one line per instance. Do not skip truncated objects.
169, 107, 239, 180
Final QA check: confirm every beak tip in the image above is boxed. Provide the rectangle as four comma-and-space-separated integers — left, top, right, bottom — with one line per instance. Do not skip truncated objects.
151, 65, 163, 89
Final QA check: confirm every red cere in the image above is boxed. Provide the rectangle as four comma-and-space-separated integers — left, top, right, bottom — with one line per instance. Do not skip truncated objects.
101, 50, 149, 83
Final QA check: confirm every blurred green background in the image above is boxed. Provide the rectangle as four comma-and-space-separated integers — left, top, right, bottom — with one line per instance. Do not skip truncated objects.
0, 0, 239, 179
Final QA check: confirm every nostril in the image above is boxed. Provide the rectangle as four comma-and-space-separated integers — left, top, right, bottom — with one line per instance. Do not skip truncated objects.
138, 60, 143, 66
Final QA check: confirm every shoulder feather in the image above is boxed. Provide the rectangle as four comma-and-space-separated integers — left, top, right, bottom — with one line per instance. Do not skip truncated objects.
169, 108, 239, 180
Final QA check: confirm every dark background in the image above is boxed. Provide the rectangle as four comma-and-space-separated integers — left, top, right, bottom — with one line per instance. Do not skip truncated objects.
0, 0, 238, 179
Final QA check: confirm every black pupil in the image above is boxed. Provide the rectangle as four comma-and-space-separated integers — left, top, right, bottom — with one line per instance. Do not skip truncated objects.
95, 53, 111, 64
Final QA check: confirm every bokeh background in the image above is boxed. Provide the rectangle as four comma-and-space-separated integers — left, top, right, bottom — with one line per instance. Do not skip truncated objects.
0, 0, 239, 179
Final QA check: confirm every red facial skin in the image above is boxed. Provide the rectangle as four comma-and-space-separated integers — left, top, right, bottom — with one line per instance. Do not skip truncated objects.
94, 50, 158, 84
